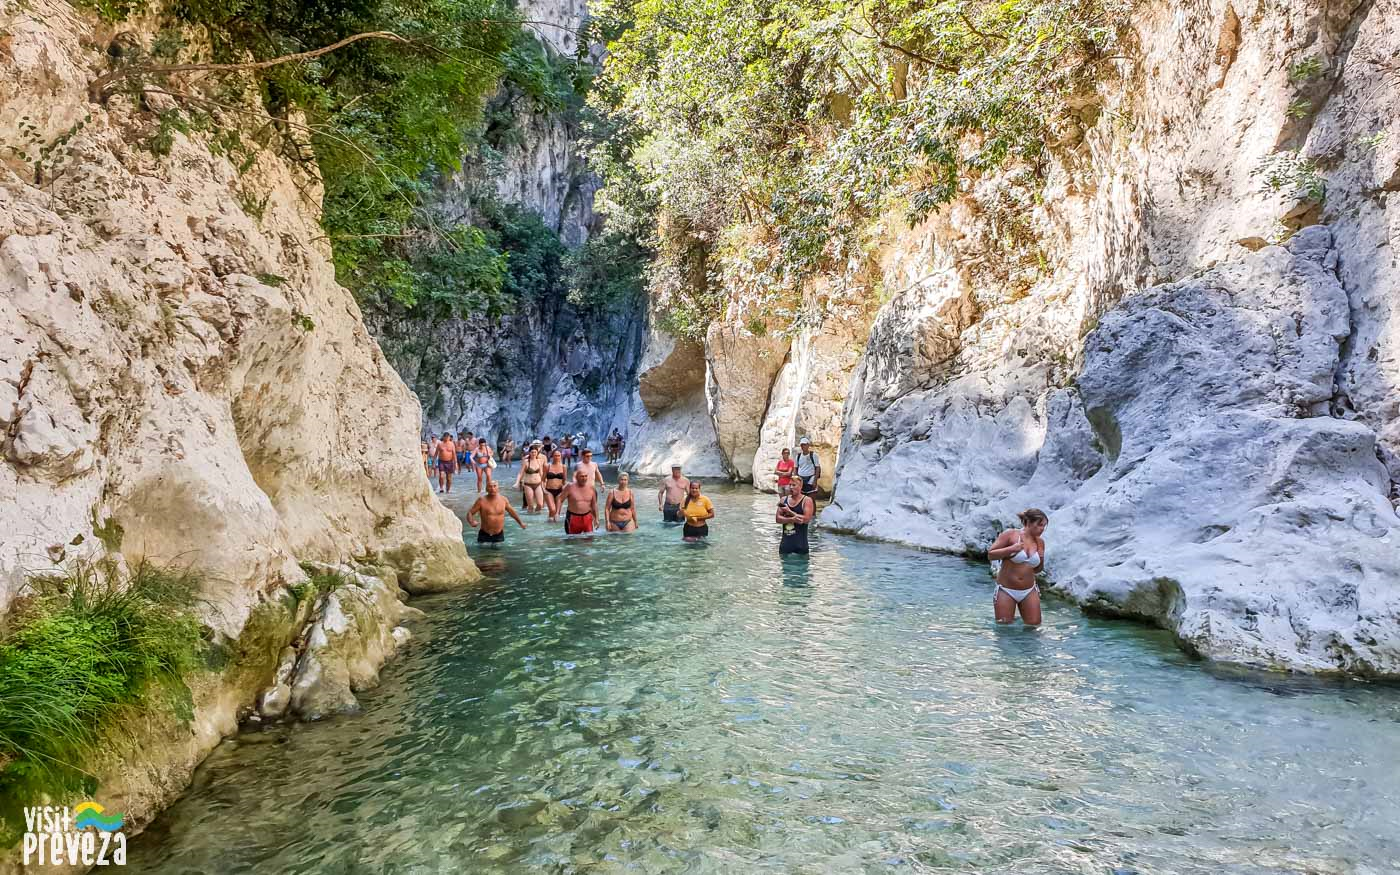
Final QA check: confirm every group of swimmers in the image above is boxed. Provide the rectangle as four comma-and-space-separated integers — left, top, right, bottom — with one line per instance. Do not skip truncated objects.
431, 427, 1049, 627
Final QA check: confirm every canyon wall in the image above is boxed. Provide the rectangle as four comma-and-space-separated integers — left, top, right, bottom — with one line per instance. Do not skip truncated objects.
0, 0, 476, 848
370, 5, 646, 446
630, 0, 1400, 674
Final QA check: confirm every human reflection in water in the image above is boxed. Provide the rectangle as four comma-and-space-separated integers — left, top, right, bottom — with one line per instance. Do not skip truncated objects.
780, 552, 812, 588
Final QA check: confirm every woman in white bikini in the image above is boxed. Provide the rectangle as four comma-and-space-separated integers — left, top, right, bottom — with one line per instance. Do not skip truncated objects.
986, 508, 1048, 626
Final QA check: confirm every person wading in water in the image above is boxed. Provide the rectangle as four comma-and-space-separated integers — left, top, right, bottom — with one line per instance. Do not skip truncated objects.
515, 444, 546, 513
986, 508, 1049, 626
657, 464, 690, 523
574, 448, 607, 492
466, 480, 526, 544
472, 439, 495, 493
435, 432, 457, 494
562, 469, 600, 535
543, 450, 568, 522
795, 437, 821, 496
680, 480, 714, 542
605, 472, 639, 532
775, 479, 814, 555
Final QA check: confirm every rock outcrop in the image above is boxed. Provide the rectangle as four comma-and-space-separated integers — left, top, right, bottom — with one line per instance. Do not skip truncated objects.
371, 0, 646, 445
620, 329, 726, 476
0, 4, 476, 630
0, 1, 476, 853
818, 0, 1400, 675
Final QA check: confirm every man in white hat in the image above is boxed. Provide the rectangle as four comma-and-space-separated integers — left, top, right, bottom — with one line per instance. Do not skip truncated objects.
795, 437, 821, 496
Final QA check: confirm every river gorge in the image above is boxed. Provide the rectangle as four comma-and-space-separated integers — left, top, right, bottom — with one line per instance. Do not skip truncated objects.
1, 0, 1398, 870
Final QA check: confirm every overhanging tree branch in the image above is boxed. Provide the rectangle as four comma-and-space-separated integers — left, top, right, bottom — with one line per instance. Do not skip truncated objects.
89, 31, 417, 103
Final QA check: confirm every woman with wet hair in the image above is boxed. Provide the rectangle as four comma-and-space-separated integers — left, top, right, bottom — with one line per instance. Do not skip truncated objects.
986, 509, 1049, 626
680, 480, 714, 542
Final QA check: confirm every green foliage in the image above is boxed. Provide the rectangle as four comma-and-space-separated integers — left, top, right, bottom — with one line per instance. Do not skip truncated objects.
1288, 56, 1324, 83
1286, 98, 1312, 119
291, 567, 350, 605
588, 0, 1134, 336
564, 229, 650, 311
1254, 150, 1325, 203
74, 0, 147, 22
0, 561, 204, 841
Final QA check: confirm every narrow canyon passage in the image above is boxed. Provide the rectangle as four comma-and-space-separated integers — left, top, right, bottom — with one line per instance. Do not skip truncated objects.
127, 480, 1400, 874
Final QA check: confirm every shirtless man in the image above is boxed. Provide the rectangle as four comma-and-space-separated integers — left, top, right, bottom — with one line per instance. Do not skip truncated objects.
561, 469, 600, 535
466, 480, 526, 544
657, 464, 690, 523
459, 431, 476, 472
435, 432, 457, 493
574, 448, 607, 493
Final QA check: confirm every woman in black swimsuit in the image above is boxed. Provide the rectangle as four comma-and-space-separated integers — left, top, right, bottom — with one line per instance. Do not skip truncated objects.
775, 479, 814, 555
543, 450, 567, 522
515, 445, 545, 513
605, 472, 639, 532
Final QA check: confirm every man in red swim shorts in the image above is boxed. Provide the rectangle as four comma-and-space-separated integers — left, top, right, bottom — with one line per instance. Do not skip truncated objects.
561, 469, 598, 535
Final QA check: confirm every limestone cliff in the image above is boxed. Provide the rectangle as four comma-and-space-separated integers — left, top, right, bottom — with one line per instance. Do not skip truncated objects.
0, 0, 476, 847
370, 2, 646, 445
628, 0, 1400, 674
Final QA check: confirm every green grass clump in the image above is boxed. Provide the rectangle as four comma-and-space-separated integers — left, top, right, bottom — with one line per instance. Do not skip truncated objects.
0, 561, 204, 840
291, 565, 351, 606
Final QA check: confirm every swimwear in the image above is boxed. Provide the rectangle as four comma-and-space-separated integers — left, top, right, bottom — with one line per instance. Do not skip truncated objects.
800, 475, 817, 495
682, 522, 709, 538
546, 487, 564, 498
996, 584, 1039, 603
1008, 546, 1041, 565
778, 497, 810, 555
662, 501, 681, 522
565, 511, 594, 535
477, 529, 505, 544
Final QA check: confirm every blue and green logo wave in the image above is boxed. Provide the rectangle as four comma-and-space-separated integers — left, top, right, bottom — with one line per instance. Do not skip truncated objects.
73, 802, 123, 832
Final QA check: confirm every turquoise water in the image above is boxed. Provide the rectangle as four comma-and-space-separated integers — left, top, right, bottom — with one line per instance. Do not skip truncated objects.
129, 480, 1400, 874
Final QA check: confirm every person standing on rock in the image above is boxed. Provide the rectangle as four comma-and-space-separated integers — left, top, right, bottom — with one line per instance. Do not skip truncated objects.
986, 509, 1049, 626
658, 464, 690, 523
466, 480, 526, 544
774, 448, 797, 493
605, 472, 639, 532
562, 468, 600, 535
435, 432, 458, 494
515, 444, 546, 513
795, 437, 821, 496
680, 480, 714, 542
775, 479, 814, 555
543, 450, 568, 522
501, 437, 516, 467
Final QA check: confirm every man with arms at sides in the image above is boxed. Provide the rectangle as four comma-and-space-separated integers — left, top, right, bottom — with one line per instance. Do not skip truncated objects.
574, 448, 608, 494
795, 437, 822, 496
657, 464, 690, 523
562, 469, 600, 535
435, 432, 457, 494
466, 480, 527, 544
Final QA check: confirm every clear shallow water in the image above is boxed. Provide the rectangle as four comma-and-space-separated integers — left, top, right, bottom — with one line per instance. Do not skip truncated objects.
130, 480, 1400, 874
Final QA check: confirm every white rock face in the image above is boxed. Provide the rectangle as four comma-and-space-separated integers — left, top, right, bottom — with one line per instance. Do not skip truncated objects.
723, 0, 1400, 676
828, 228, 1400, 673
620, 329, 726, 477
0, 5, 476, 633
704, 323, 789, 479
288, 568, 414, 721
750, 307, 869, 493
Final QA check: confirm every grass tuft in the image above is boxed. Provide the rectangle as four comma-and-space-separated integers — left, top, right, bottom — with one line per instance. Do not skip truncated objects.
0, 560, 204, 841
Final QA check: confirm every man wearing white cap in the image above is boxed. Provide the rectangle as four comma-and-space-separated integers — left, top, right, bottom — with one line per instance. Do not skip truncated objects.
795, 437, 821, 496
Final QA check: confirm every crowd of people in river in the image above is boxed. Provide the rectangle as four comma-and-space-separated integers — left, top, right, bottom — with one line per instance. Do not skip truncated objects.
421, 428, 1047, 625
